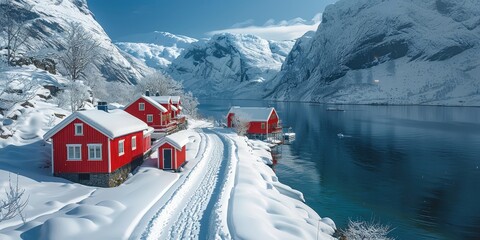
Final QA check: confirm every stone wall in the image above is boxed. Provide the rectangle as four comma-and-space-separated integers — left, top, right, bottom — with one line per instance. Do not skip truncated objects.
55, 156, 145, 187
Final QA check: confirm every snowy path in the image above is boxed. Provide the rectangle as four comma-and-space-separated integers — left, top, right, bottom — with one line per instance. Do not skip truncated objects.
138, 129, 235, 240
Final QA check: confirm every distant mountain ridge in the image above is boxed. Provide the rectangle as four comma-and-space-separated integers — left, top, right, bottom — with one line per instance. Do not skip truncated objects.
168, 33, 295, 99
268, 0, 480, 105
116, 31, 198, 70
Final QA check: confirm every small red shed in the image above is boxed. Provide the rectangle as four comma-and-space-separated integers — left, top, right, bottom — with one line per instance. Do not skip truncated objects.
43, 109, 153, 187
152, 131, 190, 170
227, 106, 282, 135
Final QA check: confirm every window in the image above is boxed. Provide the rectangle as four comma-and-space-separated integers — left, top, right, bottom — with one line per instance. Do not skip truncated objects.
139, 102, 145, 111
147, 114, 153, 123
132, 136, 137, 150
67, 144, 82, 160
88, 144, 102, 160
160, 114, 163, 125
261, 123, 266, 129
118, 140, 125, 156
74, 123, 83, 136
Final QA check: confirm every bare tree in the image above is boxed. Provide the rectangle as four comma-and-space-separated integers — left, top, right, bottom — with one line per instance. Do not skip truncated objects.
58, 22, 99, 81
97, 81, 135, 105
136, 72, 199, 116
0, 0, 31, 65
0, 67, 40, 111
232, 116, 250, 136
0, 174, 28, 223
136, 72, 183, 97
83, 68, 105, 105
56, 81, 90, 112
340, 219, 394, 240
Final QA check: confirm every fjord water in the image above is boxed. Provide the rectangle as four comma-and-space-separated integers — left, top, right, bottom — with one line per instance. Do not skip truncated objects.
198, 100, 480, 240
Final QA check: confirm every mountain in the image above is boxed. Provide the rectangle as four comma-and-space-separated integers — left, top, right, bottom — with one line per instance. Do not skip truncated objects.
116, 31, 198, 70
168, 33, 295, 99
269, 0, 480, 106
0, 0, 152, 84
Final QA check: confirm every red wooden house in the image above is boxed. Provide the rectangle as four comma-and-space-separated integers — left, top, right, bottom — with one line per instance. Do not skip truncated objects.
167, 96, 186, 126
43, 109, 153, 187
152, 131, 190, 171
227, 106, 282, 140
124, 95, 177, 136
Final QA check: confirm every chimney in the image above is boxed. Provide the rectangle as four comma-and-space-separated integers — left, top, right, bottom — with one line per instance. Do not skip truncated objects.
155, 91, 160, 96
145, 90, 150, 96
97, 101, 108, 112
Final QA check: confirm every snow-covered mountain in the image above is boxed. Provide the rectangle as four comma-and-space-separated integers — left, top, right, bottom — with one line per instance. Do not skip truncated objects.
116, 31, 198, 70
269, 0, 480, 106
168, 33, 295, 99
0, 0, 152, 84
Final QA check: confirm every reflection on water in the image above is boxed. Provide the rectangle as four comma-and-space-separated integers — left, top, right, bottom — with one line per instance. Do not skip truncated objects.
198, 100, 480, 240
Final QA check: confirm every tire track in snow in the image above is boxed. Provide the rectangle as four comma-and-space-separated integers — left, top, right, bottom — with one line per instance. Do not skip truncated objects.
167, 129, 232, 240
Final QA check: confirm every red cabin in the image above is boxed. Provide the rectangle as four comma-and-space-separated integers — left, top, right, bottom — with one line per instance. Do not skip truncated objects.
43, 109, 153, 187
227, 107, 282, 140
124, 95, 177, 136
152, 131, 190, 171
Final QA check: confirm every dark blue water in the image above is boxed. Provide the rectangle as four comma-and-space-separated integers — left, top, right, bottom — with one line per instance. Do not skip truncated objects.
197, 99, 480, 240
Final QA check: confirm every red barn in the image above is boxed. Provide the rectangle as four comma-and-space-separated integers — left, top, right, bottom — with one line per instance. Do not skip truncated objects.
43, 109, 153, 187
152, 131, 190, 171
124, 95, 177, 136
227, 106, 282, 140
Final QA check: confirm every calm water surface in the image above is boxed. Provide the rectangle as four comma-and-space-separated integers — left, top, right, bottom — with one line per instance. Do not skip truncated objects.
198, 99, 480, 240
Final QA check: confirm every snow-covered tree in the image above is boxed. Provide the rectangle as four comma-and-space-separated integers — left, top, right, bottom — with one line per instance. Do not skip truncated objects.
56, 81, 90, 112
83, 69, 106, 105
0, 174, 28, 223
136, 72, 183, 97
58, 22, 100, 81
232, 116, 250, 136
136, 72, 199, 117
0, 72, 40, 111
0, 0, 31, 65
97, 81, 135, 105
340, 219, 394, 240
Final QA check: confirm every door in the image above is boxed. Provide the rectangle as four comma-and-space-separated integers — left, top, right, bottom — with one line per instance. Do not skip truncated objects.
163, 149, 172, 169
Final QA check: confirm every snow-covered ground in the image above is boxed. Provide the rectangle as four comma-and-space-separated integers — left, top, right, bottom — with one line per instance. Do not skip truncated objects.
0, 88, 336, 239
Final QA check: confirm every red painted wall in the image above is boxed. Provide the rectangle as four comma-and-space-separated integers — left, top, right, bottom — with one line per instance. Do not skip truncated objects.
158, 143, 186, 170
125, 98, 171, 129
109, 131, 144, 172
143, 135, 151, 153
52, 119, 109, 174
227, 109, 280, 134
51, 119, 147, 174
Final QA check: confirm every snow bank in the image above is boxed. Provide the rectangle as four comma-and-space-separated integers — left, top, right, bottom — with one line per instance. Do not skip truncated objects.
220, 130, 336, 240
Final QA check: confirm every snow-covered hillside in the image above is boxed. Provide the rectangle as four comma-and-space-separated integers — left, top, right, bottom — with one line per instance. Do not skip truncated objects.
168, 33, 295, 99
269, 0, 480, 106
0, 79, 336, 239
0, 0, 152, 84
116, 32, 198, 70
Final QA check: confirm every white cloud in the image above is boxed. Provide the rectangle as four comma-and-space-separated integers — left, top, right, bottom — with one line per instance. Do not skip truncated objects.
206, 13, 322, 41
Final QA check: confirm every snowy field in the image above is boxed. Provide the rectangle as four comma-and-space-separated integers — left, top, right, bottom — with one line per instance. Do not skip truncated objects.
0, 86, 336, 239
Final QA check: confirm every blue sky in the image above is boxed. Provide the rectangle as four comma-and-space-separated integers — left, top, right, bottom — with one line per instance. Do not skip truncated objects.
88, 0, 336, 41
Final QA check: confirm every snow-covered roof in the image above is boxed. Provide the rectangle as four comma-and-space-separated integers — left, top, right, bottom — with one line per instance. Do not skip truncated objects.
152, 130, 191, 150
171, 105, 178, 111
168, 96, 181, 104
44, 109, 149, 140
227, 106, 276, 122
124, 95, 168, 113
149, 96, 171, 104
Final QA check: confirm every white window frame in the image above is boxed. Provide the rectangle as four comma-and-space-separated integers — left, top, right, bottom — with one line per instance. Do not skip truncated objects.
131, 136, 137, 150
67, 144, 82, 161
147, 114, 153, 123
74, 123, 83, 136
139, 102, 145, 111
87, 144, 102, 161
118, 140, 125, 156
